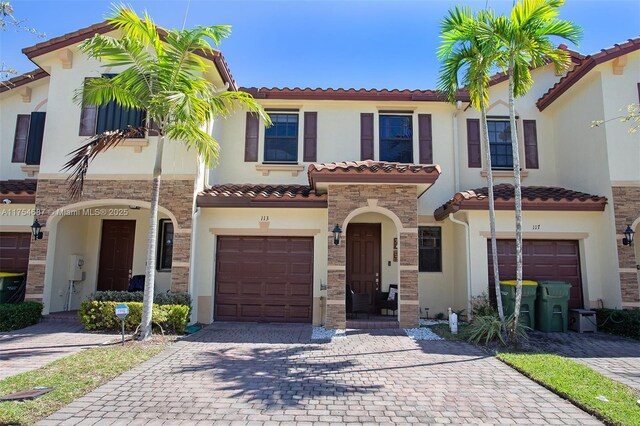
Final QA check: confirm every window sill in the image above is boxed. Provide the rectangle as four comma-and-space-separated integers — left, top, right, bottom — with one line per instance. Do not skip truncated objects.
120, 139, 149, 153
255, 164, 305, 176
481, 170, 529, 178
20, 165, 39, 177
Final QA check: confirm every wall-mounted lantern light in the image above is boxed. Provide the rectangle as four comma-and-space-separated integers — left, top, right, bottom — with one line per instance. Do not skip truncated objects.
622, 225, 634, 246
332, 224, 342, 246
31, 218, 43, 241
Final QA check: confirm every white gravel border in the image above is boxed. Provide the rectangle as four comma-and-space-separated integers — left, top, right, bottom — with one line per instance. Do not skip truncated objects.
420, 319, 448, 326
311, 327, 346, 341
405, 327, 443, 340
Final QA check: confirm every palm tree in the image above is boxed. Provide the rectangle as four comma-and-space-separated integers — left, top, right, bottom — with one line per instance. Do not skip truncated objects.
490, 0, 581, 343
63, 5, 270, 340
437, 7, 506, 328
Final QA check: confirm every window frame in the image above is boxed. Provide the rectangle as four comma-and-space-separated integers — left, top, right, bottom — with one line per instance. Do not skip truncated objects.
487, 117, 514, 170
379, 113, 414, 163
418, 226, 442, 273
156, 219, 174, 272
263, 111, 300, 164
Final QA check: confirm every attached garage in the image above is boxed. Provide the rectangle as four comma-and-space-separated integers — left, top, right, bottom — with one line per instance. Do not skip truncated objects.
488, 239, 584, 309
0, 233, 31, 273
214, 236, 314, 323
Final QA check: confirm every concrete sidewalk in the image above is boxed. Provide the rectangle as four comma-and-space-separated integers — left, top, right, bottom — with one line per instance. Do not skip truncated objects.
0, 315, 117, 380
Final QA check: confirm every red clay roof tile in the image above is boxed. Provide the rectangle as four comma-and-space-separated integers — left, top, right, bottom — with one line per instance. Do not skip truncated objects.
434, 184, 607, 221
537, 37, 640, 111
240, 87, 470, 102
197, 184, 326, 208
308, 160, 441, 187
0, 69, 49, 93
0, 179, 38, 203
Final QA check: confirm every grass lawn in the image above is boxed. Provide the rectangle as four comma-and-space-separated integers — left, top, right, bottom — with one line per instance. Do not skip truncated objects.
0, 341, 167, 426
497, 353, 640, 426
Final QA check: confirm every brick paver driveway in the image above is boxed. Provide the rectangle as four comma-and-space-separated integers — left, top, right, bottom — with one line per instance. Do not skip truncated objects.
41, 323, 600, 425
528, 331, 640, 391
0, 320, 116, 380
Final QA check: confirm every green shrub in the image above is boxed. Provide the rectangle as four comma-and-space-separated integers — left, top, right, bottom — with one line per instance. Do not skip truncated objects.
471, 292, 497, 317
595, 308, 640, 340
465, 314, 528, 346
92, 291, 191, 310
78, 301, 189, 334
0, 301, 43, 331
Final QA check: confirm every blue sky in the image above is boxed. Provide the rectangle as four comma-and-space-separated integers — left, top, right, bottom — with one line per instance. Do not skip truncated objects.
2, 0, 639, 89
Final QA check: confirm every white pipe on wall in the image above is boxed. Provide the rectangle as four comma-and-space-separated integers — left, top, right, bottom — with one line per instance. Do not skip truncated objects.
448, 212, 472, 320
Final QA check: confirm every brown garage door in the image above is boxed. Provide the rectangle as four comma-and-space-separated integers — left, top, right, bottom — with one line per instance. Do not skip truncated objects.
0, 233, 31, 273
488, 240, 583, 309
215, 236, 313, 323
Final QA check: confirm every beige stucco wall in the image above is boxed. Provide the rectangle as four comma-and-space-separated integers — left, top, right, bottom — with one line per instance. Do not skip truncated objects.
193, 207, 328, 325
463, 209, 621, 309
0, 77, 49, 180
44, 205, 171, 314
0, 204, 37, 229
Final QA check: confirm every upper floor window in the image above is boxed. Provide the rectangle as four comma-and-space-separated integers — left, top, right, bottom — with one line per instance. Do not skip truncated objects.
380, 115, 413, 163
79, 75, 146, 138
419, 226, 442, 272
488, 119, 513, 169
12, 112, 46, 165
264, 113, 298, 163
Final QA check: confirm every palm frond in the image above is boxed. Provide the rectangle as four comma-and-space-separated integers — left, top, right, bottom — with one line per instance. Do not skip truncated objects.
62, 127, 146, 199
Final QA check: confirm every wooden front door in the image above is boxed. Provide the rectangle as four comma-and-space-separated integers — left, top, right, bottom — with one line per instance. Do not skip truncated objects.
98, 220, 136, 292
346, 223, 381, 312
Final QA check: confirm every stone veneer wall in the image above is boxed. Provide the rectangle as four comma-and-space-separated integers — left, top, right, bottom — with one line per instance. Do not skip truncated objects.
26, 178, 195, 302
326, 184, 419, 329
612, 186, 640, 304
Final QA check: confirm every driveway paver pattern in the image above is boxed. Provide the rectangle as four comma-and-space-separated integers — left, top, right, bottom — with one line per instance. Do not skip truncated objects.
0, 320, 116, 380
528, 331, 640, 391
39, 323, 601, 425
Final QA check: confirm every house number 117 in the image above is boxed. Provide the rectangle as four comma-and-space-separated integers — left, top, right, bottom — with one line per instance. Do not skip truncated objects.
532, 224, 541, 230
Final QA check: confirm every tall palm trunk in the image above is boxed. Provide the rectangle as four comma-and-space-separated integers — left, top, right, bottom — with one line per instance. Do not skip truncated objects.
507, 53, 524, 345
479, 88, 505, 330
139, 135, 164, 341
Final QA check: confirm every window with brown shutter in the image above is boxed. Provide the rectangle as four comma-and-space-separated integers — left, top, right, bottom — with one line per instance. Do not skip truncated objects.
466, 118, 481, 168
12, 114, 30, 163
360, 113, 374, 160
418, 114, 433, 164
303, 112, 317, 162
523, 119, 539, 169
244, 112, 259, 162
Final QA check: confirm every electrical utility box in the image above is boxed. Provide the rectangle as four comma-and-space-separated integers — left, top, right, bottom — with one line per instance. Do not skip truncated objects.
68, 255, 84, 281
569, 309, 597, 333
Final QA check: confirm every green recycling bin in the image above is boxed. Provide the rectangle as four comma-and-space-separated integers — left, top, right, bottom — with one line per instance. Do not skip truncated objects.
0, 273, 25, 303
499, 280, 538, 328
535, 281, 572, 332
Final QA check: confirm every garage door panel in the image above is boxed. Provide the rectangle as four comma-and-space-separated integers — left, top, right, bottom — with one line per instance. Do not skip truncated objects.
488, 239, 583, 309
215, 236, 313, 323
0, 233, 31, 273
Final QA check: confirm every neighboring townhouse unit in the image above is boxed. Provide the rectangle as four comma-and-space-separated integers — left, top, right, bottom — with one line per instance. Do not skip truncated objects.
0, 21, 638, 329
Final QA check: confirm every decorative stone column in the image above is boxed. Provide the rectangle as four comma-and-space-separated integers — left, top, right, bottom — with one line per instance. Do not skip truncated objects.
612, 186, 640, 305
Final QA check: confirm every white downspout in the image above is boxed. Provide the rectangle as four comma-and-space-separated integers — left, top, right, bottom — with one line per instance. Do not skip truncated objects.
452, 100, 463, 193
188, 206, 200, 324
449, 212, 472, 320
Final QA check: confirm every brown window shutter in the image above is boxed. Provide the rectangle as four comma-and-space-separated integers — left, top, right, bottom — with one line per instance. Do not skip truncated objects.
303, 112, 317, 162
244, 112, 259, 162
523, 119, 539, 169
360, 113, 374, 160
79, 78, 98, 136
418, 114, 433, 164
148, 119, 160, 136
466, 118, 481, 168
12, 114, 31, 163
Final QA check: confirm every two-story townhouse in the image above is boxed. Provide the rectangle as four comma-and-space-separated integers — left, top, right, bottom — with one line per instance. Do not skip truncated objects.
1, 21, 638, 329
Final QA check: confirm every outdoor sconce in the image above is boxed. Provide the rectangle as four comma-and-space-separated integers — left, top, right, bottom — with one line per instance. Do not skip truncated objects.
622, 225, 634, 246
332, 224, 342, 246
31, 218, 43, 241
